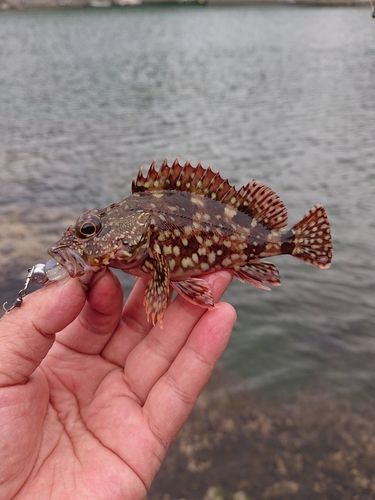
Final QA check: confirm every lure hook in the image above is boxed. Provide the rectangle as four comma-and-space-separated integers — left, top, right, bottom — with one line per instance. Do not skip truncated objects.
3, 264, 48, 314
2, 260, 68, 314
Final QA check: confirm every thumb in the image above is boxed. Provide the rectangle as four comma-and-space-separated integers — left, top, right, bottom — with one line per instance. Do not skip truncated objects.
0, 278, 85, 387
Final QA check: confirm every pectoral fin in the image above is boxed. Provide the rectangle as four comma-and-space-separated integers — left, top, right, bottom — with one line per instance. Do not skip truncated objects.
144, 253, 171, 325
233, 262, 280, 290
171, 277, 215, 309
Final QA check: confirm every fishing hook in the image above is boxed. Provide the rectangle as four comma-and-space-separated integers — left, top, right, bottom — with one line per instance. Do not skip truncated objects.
3, 264, 49, 314
2, 260, 67, 314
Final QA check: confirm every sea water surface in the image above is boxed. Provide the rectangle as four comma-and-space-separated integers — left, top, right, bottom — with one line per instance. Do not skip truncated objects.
0, 5, 374, 401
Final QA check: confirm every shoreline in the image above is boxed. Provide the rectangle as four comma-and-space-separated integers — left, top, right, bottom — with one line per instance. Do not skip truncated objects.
0, 0, 370, 11
147, 365, 375, 500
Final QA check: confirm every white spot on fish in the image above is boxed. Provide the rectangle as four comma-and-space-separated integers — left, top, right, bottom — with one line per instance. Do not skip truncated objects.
163, 245, 172, 255
208, 252, 216, 264
224, 205, 237, 218
191, 196, 205, 207
182, 257, 194, 268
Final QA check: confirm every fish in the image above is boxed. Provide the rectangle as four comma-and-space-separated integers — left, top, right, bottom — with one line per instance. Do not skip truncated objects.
48, 159, 333, 325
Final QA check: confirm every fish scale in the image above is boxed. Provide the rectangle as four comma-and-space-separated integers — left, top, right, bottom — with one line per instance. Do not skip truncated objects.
49, 159, 333, 325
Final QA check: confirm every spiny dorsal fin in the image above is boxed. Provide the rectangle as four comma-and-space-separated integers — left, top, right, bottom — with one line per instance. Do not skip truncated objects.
132, 159, 288, 230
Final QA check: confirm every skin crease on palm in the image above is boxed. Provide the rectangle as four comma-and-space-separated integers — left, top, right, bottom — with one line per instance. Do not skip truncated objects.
0, 269, 236, 500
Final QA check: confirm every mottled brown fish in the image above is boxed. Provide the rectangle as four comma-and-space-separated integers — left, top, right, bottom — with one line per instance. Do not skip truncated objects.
48, 159, 332, 324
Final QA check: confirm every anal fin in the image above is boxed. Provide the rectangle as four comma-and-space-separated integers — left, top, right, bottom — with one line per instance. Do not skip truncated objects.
171, 278, 215, 309
233, 262, 281, 291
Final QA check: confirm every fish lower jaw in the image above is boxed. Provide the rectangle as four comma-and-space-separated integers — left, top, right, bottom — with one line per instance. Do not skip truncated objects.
48, 247, 97, 279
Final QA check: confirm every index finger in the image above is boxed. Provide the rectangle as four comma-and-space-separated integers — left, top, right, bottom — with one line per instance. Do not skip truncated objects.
0, 278, 85, 387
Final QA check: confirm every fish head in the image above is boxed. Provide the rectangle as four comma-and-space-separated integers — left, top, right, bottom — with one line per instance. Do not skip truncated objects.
48, 206, 151, 283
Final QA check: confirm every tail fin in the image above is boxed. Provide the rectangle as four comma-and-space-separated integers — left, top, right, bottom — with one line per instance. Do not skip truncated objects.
288, 204, 332, 269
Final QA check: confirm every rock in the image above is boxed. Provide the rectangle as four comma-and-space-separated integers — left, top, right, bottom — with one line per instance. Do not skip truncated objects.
233, 491, 249, 500
203, 486, 225, 500
263, 480, 299, 498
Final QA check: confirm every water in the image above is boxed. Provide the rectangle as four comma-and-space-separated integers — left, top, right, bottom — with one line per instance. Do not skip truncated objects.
0, 5, 374, 400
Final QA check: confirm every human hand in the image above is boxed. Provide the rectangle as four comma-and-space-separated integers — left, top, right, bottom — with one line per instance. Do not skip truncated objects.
0, 269, 236, 500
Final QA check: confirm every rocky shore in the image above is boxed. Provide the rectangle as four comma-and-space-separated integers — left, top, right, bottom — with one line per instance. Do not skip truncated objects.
147, 366, 375, 500
0, 0, 369, 10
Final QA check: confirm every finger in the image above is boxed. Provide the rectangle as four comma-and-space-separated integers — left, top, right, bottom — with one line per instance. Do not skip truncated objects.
123, 271, 233, 404
0, 278, 85, 387
56, 269, 124, 354
100, 277, 153, 366
140, 302, 236, 483
122, 278, 151, 335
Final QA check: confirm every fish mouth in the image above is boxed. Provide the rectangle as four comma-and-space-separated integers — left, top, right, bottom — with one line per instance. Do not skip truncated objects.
48, 246, 95, 280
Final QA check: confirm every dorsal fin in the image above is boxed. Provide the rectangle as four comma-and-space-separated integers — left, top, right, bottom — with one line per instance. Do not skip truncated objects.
132, 159, 288, 229
234, 180, 288, 229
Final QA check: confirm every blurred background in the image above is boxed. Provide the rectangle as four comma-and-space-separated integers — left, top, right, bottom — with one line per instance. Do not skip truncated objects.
0, 5, 374, 499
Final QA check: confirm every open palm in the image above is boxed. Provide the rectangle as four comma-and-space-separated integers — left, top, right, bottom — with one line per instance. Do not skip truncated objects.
0, 270, 235, 500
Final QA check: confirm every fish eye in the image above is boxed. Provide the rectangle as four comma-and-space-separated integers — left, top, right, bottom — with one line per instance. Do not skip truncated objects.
81, 223, 96, 236
76, 215, 102, 240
